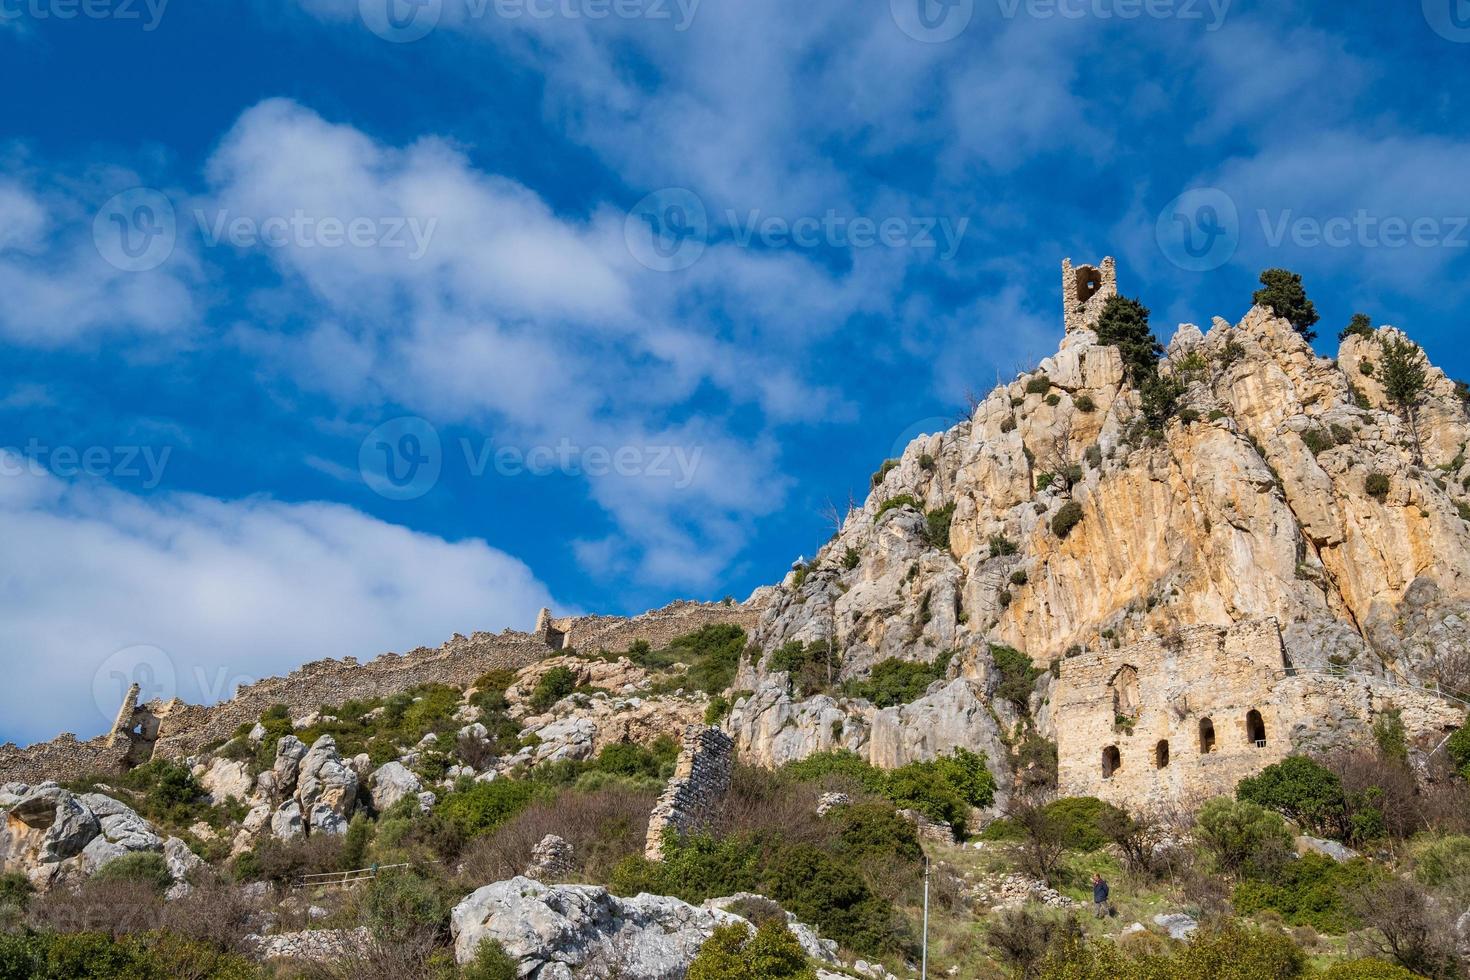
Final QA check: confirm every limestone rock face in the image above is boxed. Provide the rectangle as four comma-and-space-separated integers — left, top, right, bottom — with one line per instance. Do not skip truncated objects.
198, 757, 254, 805
1, 788, 177, 888
506, 694, 706, 770
744, 308, 1470, 716
283, 735, 358, 836
449, 876, 838, 976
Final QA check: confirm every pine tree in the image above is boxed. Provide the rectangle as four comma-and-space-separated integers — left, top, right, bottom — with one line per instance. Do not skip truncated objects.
1253, 268, 1319, 343
1379, 334, 1428, 463
1339, 313, 1373, 342
1093, 295, 1162, 385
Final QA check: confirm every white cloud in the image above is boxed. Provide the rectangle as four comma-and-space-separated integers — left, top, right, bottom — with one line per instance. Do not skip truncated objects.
0, 459, 553, 746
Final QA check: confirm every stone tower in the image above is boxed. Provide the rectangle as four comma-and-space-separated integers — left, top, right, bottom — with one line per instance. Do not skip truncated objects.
1062, 257, 1117, 334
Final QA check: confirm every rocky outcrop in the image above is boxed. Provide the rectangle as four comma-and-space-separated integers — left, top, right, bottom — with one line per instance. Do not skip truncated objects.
266, 735, 358, 839
524, 834, 575, 880
449, 876, 838, 976
507, 693, 706, 770
1, 784, 195, 889
367, 761, 422, 813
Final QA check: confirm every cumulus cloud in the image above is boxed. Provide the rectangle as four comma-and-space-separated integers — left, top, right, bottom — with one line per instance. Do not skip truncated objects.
0, 458, 553, 746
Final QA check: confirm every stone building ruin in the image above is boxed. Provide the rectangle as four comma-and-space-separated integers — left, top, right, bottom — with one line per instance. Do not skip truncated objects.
1061, 256, 1117, 334
645, 725, 735, 860
1054, 619, 1465, 810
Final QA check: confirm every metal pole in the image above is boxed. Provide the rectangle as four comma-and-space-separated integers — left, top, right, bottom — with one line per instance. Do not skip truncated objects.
921, 854, 930, 980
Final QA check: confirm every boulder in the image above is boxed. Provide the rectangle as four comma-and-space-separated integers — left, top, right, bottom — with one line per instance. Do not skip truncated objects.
1296, 835, 1359, 862
163, 836, 203, 881
1153, 912, 1199, 940
2, 786, 99, 868
270, 800, 304, 841
272, 736, 308, 796
199, 757, 254, 804
295, 735, 358, 833
368, 762, 423, 813
450, 876, 839, 975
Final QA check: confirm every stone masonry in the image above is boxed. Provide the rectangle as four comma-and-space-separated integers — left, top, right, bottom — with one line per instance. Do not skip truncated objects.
1055, 619, 1466, 811
0, 601, 759, 786
1061, 256, 1117, 334
644, 725, 735, 860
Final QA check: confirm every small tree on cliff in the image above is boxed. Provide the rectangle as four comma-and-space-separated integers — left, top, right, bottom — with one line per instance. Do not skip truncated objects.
1379, 333, 1428, 463
1339, 312, 1373, 342
1253, 268, 1319, 343
1093, 295, 1162, 385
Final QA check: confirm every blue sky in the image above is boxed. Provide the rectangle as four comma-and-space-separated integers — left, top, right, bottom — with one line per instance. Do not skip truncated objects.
2, 0, 1469, 744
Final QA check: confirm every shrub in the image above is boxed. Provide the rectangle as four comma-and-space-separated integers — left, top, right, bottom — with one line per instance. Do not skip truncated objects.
1075, 394, 1096, 413
1340, 313, 1374, 342
1000, 417, 1016, 433
918, 453, 934, 470
1301, 428, 1333, 455
875, 494, 921, 522
462, 939, 521, 980
1236, 756, 1348, 840
989, 906, 1075, 979
1046, 393, 1061, 407
1195, 797, 1294, 878
1041, 797, 1127, 852
663, 624, 749, 696
1232, 854, 1382, 933
437, 778, 540, 841
924, 503, 956, 550
989, 534, 1018, 557
1010, 569, 1029, 586
991, 644, 1043, 711
843, 654, 951, 708
689, 921, 816, 980
1365, 472, 1391, 500
91, 852, 173, 892
1051, 501, 1084, 539
1254, 268, 1319, 342
783, 748, 995, 837
1026, 376, 1052, 395
842, 547, 860, 570
1448, 714, 1470, 778
1347, 876, 1462, 980
705, 695, 732, 725
767, 640, 840, 697
1410, 833, 1470, 889
527, 666, 576, 713
870, 459, 898, 488
1036, 472, 1055, 491
1319, 960, 1424, 980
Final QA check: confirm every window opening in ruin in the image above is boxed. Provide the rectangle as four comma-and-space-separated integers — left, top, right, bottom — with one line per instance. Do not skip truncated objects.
1102, 745, 1121, 778
1199, 717, 1216, 754
1155, 740, 1170, 768
1110, 664, 1141, 732
1246, 709, 1266, 747
1075, 266, 1102, 303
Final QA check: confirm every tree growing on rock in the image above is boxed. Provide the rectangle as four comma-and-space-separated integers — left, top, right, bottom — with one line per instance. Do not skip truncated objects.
1340, 312, 1374, 342
1253, 268, 1320, 342
1093, 295, 1162, 385
1378, 334, 1428, 463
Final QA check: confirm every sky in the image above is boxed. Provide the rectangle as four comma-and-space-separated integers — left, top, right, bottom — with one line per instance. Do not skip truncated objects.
1, 0, 1468, 744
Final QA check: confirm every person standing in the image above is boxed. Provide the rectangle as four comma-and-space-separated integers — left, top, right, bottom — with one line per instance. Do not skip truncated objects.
1091, 873, 1110, 918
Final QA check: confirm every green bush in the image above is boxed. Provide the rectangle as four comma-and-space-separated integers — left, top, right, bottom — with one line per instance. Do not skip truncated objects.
1365, 471, 1391, 500
1026, 376, 1051, 395
842, 653, 951, 708
1010, 569, 1029, 586
924, 503, 956, 550
665, 624, 749, 696
528, 666, 577, 713
1236, 755, 1347, 840
1446, 713, 1470, 778
1039, 921, 1308, 979
875, 494, 921, 521
1196, 797, 1295, 878
830, 801, 923, 865
1301, 428, 1333, 455
870, 459, 898, 488
1320, 958, 1434, 979
842, 547, 860, 570
783, 748, 995, 837
705, 695, 732, 725
689, 920, 816, 980
358, 867, 453, 943
1051, 501, 1084, 539
1410, 833, 1470, 888
767, 640, 840, 697
0, 931, 259, 980
462, 939, 521, 980
437, 778, 540, 840
118, 758, 206, 825
1094, 295, 1162, 385
1075, 394, 1096, 413
91, 851, 173, 892
988, 534, 1018, 557
1040, 797, 1126, 852
991, 644, 1042, 711
1232, 854, 1383, 933
1036, 472, 1055, 491
1254, 268, 1319, 342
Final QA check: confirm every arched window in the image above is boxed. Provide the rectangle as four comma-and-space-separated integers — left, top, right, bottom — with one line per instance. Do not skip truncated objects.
1110, 664, 1141, 729
1199, 717, 1216, 754
1155, 740, 1170, 768
1246, 709, 1266, 747
1102, 745, 1121, 779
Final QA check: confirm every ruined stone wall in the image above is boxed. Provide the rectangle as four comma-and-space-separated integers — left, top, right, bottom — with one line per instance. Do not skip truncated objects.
1061, 256, 1117, 334
1055, 618, 1467, 811
645, 725, 735, 859
0, 601, 759, 785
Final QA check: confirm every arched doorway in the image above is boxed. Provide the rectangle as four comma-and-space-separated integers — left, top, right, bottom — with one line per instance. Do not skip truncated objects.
1155, 740, 1170, 768
1246, 709, 1267, 747
1102, 745, 1121, 779
1199, 717, 1216, 754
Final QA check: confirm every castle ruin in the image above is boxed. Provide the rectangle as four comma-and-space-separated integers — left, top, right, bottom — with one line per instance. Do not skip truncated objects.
1061, 257, 1117, 334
